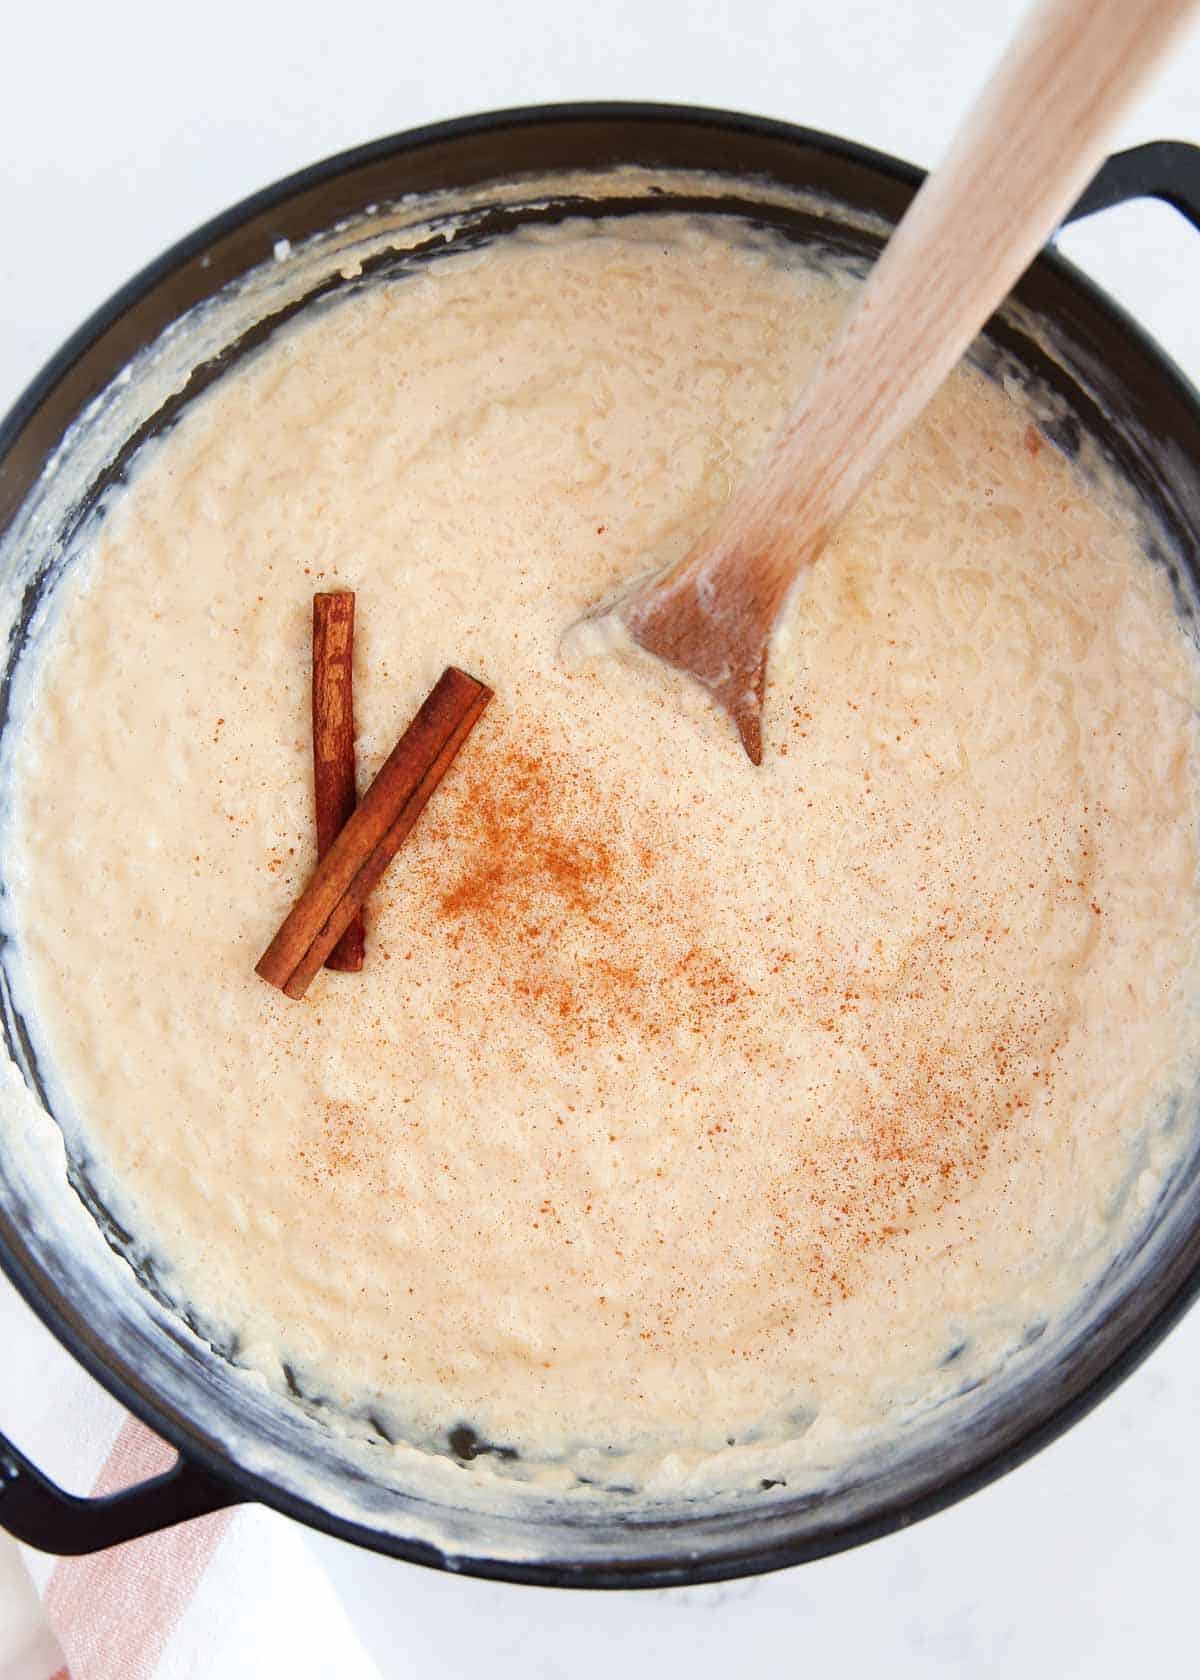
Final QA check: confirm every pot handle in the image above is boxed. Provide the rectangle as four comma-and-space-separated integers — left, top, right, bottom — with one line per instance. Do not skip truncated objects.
1064, 140, 1200, 230
0, 1426, 243, 1555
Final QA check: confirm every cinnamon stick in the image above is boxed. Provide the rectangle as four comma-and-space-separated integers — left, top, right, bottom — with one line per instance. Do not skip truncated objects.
312, 591, 364, 972
256, 666, 492, 1000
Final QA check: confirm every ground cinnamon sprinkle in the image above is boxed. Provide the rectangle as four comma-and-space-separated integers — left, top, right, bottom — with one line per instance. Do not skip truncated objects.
439, 747, 617, 932
759, 798, 1085, 1314
398, 708, 1090, 1332
296, 1100, 381, 1189
412, 724, 754, 1056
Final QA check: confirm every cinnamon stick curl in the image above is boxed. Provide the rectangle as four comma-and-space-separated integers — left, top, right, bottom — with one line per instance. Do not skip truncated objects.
312, 591, 364, 972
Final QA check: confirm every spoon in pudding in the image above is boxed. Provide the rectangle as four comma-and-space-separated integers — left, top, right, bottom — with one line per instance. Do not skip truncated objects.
570, 0, 1197, 763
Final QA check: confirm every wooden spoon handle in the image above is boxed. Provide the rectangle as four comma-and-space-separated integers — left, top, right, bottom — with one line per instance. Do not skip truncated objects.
715, 0, 1198, 587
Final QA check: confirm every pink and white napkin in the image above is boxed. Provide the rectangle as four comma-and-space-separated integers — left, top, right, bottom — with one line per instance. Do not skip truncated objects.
0, 1272, 381, 1680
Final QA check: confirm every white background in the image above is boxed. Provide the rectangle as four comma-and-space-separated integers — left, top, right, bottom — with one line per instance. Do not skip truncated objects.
4, 1, 1200, 1673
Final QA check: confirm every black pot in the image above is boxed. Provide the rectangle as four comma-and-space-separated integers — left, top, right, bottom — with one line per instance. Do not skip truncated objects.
2, 104, 1200, 1590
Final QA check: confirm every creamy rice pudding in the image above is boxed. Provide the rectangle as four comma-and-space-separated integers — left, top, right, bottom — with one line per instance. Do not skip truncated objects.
7, 215, 1200, 1491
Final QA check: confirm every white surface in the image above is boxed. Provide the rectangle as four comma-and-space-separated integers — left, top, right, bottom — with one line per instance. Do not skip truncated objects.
3, 0, 1200, 1674
0, 1287, 381, 1680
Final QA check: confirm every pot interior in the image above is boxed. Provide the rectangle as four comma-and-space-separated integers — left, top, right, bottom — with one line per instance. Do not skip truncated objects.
2, 111, 1200, 1586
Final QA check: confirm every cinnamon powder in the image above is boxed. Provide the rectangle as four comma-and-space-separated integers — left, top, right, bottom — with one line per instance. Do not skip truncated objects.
401, 711, 1084, 1324
412, 723, 754, 1057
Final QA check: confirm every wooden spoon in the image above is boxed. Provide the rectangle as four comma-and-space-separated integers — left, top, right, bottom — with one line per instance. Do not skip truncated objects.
581, 0, 1197, 763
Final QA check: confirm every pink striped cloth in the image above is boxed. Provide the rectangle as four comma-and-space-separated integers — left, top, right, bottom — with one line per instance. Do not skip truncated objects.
0, 1274, 381, 1680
